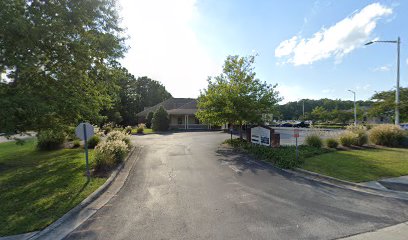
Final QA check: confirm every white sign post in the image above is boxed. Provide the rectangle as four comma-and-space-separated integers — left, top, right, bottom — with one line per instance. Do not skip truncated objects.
251, 126, 271, 146
75, 123, 94, 179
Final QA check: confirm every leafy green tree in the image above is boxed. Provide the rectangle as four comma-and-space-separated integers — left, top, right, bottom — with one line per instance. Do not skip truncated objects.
151, 106, 169, 131
135, 76, 172, 109
102, 72, 172, 126
197, 55, 281, 138
146, 112, 154, 128
369, 88, 408, 122
330, 109, 354, 124
311, 106, 329, 122
0, 0, 125, 133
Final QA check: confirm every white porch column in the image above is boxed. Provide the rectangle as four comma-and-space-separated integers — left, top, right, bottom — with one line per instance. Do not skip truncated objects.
186, 115, 189, 129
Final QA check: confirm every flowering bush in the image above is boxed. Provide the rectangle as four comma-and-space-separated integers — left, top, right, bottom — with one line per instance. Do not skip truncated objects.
106, 130, 131, 148
124, 126, 132, 134
94, 140, 129, 171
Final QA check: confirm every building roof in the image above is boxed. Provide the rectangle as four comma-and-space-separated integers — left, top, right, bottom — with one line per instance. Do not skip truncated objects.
136, 98, 197, 117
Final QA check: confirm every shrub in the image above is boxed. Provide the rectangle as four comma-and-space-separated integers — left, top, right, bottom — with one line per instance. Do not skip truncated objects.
124, 126, 132, 134
37, 129, 65, 150
106, 130, 132, 148
94, 126, 105, 137
326, 138, 339, 148
146, 112, 154, 128
136, 124, 144, 134
66, 126, 77, 141
339, 131, 357, 147
72, 139, 81, 148
346, 125, 368, 146
151, 106, 169, 131
94, 140, 129, 171
369, 124, 406, 147
305, 134, 323, 148
223, 139, 332, 169
102, 123, 115, 135
87, 135, 101, 149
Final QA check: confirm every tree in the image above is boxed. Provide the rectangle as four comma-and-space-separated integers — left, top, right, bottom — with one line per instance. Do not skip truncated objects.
197, 55, 281, 138
151, 106, 169, 131
369, 88, 408, 123
277, 98, 373, 120
0, 0, 126, 133
310, 106, 329, 122
103, 73, 172, 126
146, 112, 154, 128
330, 109, 354, 124
135, 76, 172, 109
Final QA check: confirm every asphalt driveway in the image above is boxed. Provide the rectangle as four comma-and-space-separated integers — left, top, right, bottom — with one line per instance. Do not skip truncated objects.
64, 131, 408, 240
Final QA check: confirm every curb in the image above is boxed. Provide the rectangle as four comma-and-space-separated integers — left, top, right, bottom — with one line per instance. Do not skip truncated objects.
21, 146, 138, 240
225, 145, 408, 201
286, 167, 408, 201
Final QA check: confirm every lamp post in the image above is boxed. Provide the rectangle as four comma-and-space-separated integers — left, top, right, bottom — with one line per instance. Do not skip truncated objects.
365, 37, 401, 125
348, 90, 357, 126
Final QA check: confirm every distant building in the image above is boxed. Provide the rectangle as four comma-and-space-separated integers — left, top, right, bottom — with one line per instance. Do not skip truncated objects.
136, 98, 211, 130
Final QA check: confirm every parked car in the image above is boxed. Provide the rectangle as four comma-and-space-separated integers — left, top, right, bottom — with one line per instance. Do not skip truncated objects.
279, 122, 293, 127
293, 121, 310, 128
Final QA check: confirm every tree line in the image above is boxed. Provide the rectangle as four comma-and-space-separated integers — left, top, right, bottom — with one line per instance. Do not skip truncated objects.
277, 88, 407, 123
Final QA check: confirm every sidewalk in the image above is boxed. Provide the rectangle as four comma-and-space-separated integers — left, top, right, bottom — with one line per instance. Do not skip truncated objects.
340, 221, 408, 240
361, 175, 408, 192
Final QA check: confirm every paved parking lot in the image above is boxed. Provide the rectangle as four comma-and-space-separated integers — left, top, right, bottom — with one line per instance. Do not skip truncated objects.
65, 131, 408, 240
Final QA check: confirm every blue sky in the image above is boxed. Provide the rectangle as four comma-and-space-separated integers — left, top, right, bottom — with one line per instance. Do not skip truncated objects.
119, 0, 407, 103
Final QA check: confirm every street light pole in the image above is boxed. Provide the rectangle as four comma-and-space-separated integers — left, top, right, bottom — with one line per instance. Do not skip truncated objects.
365, 37, 401, 125
396, 37, 400, 125
348, 90, 357, 126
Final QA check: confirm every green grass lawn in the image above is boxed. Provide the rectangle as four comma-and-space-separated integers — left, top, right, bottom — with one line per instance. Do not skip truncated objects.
0, 140, 106, 236
302, 147, 408, 182
131, 128, 154, 134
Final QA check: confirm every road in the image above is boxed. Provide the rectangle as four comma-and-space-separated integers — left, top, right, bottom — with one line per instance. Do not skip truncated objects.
65, 132, 408, 240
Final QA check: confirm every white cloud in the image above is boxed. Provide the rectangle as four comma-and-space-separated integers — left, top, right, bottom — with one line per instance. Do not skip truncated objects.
372, 65, 391, 72
275, 3, 392, 65
277, 84, 321, 103
322, 89, 335, 94
118, 0, 221, 98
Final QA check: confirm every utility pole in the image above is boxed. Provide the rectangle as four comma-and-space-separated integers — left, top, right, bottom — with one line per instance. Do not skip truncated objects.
348, 90, 357, 126
365, 37, 401, 125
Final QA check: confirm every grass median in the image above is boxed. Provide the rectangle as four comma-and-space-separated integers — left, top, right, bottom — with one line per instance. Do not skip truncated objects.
302, 147, 408, 182
0, 140, 106, 236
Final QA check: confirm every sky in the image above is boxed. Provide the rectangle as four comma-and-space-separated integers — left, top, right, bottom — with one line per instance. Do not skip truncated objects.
118, 0, 407, 103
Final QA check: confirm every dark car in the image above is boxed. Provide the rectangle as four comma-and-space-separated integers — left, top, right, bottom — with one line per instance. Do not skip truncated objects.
293, 121, 310, 128
280, 123, 293, 127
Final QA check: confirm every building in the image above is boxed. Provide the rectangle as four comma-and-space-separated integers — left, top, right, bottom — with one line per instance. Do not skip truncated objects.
136, 98, 210, 130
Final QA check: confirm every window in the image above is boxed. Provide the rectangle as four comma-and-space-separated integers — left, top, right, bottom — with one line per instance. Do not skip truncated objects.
195, 118, 200, 124
177, 117, 182, 124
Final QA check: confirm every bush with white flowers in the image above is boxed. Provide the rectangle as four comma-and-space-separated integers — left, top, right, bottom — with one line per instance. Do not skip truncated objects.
106, 130, 132, 148
94, 139, 129, 171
